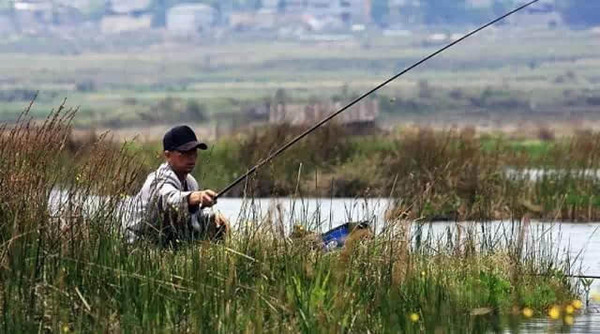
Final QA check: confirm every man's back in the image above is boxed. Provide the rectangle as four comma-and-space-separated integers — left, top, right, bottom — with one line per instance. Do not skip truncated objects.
124, 162, 205, 244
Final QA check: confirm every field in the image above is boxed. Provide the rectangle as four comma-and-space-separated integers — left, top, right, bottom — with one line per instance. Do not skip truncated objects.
1, 27, 599, 133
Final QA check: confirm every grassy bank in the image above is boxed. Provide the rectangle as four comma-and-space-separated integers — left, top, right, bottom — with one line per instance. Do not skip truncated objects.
0, 106, 586, 332
0, 221, 584, 332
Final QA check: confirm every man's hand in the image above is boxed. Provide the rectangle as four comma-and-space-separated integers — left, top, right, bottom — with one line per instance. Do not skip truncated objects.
214, 213, 229, 230
188, 189, 217, 208
211, 212, 230, 240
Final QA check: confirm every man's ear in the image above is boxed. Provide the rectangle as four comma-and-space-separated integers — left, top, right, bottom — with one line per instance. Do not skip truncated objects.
164, 150, 171, 159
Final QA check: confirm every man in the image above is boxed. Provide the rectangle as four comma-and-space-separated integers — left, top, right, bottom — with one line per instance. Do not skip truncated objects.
124, 125, 228, 246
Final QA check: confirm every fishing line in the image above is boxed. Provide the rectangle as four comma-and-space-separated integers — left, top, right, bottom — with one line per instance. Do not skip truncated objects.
215, 0, 541, 198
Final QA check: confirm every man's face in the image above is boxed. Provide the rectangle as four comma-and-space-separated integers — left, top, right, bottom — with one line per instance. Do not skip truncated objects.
165, 149, 198, 175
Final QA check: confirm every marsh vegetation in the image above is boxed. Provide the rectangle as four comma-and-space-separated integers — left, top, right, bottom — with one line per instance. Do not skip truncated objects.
0, 105, 590, 332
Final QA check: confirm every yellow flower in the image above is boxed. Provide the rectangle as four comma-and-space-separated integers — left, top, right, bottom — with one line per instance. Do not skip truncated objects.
421, 271, 426, 277
548, 306, 561, 320
571, 299, 583, 310
564, 315, 574, 326
409, 313, 420, 322
522, 307, 534, 318
565, 304, 575, 315
62, 325, 70, 333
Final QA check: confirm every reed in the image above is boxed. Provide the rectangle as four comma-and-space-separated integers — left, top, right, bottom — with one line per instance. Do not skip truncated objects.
0, 106, 583, 332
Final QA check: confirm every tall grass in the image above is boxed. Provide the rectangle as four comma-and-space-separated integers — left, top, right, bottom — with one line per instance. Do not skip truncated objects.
383, 128, 600, 221
0, 106, 583, 332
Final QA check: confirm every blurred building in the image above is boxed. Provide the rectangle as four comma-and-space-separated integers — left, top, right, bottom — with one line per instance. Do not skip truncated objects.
389, 0, 556, 9
101, 14, 153, 34
262, 0, 281, 10
230, 9, 278, 31
58, 0, 94, 10
14, 0, 53, 29
15, 0, 93, 11
109, 0, 151, 14
0, 14, 15, 35
510, 0, 561, 27
269, 99, 379, 128
388, 0, 421, 24
102, 0, 153, 34
467, 0, 494, 7
12, 0, 86, 33
274, 0, 370, 25
166, 4, 216, 35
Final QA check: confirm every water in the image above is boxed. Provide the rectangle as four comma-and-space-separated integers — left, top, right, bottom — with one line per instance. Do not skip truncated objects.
504, 168, 600, 182
523, 313, 600, 333
216, 197, 600, 271
214, 197, 391, 232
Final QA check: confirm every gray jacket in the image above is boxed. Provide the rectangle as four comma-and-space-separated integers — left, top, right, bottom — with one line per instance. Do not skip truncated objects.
124, 162, 211, 244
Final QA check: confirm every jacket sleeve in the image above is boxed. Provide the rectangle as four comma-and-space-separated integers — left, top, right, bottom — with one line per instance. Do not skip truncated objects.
150, 174, 193, 218
185, 176, 214, 233
157, 181, 193, 212
187, 176, 200, 214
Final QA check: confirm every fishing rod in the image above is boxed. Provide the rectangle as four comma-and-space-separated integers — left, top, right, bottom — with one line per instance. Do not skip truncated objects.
215, 0, 541, 199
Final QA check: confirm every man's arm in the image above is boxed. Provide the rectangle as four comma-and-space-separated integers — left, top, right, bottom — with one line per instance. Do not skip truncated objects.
155, 180, 194, 213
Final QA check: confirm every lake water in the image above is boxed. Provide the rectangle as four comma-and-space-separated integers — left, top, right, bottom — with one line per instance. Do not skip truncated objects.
216, 197, 600, 273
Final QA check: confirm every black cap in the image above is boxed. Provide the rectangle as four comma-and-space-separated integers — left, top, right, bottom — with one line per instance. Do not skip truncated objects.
163, 125, 208, 152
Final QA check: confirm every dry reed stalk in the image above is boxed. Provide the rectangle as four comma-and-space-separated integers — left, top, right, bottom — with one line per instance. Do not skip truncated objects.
0, 102, 75, 267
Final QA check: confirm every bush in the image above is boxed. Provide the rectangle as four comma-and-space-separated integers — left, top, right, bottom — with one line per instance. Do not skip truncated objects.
232, 123, 353, 196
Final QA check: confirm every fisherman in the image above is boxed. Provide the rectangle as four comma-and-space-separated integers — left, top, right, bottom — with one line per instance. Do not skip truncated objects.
124, 125, 228, 246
